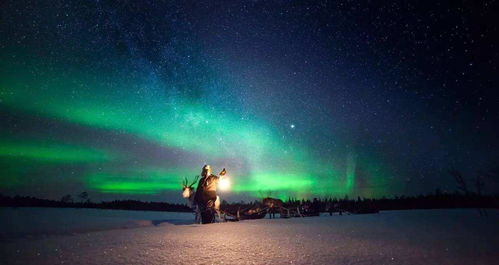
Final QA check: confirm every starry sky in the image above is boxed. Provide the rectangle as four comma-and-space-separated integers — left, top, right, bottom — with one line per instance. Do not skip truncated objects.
1, 0, 498, 202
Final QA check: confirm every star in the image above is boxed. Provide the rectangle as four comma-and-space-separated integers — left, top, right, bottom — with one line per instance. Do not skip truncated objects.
1, 0, 497, 202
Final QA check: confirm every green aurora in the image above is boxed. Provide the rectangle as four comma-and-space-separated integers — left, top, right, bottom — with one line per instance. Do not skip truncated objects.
0, 3, 398, 201
1, 0, 497, 203
0, 138, 114, 162
0, 57, 393, 200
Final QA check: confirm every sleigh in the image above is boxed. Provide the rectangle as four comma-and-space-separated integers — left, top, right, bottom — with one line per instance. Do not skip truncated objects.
221, 205, 268, 221
238, 207, 268, 220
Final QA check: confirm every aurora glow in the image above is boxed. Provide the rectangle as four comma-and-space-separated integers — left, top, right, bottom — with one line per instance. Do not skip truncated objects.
1, 1, 498, 202
0, 139, 113, 162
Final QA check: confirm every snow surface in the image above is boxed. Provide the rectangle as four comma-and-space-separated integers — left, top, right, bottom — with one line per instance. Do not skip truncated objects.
0, 207, 194, 239
1, 208, 498, 265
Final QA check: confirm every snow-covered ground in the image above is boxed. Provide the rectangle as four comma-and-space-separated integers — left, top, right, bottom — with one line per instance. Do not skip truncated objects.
1, 208, 498, 265
0, 207, 194, 239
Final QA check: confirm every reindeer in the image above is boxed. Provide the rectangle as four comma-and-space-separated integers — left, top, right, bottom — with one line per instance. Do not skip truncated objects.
182, 176, 200, 223
182, 176, 199, 207
262, 197, 287, 218
182, 176, 222, 223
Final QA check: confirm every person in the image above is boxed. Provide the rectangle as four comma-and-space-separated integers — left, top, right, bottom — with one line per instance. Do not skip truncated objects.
310, 198, 320, 216
194, 165, 225, 223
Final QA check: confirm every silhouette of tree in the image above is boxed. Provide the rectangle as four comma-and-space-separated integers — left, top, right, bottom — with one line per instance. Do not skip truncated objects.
476, 172, 488, 216
61, 194, 73, 203
450, 170, 468, 194
78, 191, 88, 203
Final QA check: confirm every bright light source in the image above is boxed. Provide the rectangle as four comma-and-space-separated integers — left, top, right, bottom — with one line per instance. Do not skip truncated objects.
219, 177, 231, 191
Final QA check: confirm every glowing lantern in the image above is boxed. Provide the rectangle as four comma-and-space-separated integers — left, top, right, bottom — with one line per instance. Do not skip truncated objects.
219, 177, 231, 191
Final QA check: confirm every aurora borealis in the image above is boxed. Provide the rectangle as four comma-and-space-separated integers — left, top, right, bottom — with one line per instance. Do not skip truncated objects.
1, 1, 498, 202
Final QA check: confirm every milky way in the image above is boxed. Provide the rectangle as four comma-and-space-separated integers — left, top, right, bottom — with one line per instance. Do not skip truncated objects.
1, 1, 498, 202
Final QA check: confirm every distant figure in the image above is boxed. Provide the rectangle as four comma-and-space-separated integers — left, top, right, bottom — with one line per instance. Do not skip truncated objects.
334, 203, 343, 215
310, 198, 320, 215
194, 165, 225, 224
325, 201, 333, 216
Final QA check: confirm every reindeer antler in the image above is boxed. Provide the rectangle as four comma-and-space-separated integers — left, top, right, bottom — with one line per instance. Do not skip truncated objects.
182, 177, 188, 187
189, 175, 199, 188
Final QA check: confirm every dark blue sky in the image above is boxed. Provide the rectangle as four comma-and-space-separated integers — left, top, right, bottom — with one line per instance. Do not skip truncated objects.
1, 0, 498, 202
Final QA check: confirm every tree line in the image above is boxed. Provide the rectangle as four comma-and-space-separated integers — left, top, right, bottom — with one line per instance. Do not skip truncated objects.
1, 191, 498, 213
0, 193, 192, 212
221, 190, 499, 215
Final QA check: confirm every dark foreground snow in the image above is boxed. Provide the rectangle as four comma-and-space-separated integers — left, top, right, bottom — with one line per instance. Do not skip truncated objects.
1, 208, 498, 265
0, 207, 193, 238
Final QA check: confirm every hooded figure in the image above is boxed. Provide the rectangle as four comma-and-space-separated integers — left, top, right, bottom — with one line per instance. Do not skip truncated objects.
194, 165, 225, 223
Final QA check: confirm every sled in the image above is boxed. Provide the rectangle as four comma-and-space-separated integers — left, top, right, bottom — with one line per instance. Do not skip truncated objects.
221, 205, 268, 221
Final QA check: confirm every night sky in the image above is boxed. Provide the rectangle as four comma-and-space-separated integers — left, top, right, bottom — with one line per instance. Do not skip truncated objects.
1, 0, 498, 202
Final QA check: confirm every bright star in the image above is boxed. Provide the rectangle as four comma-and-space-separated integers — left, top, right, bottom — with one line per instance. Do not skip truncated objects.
290, 124, 295, 129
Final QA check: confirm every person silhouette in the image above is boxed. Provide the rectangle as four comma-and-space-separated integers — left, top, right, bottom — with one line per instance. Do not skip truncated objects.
194, 165, 226, 223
